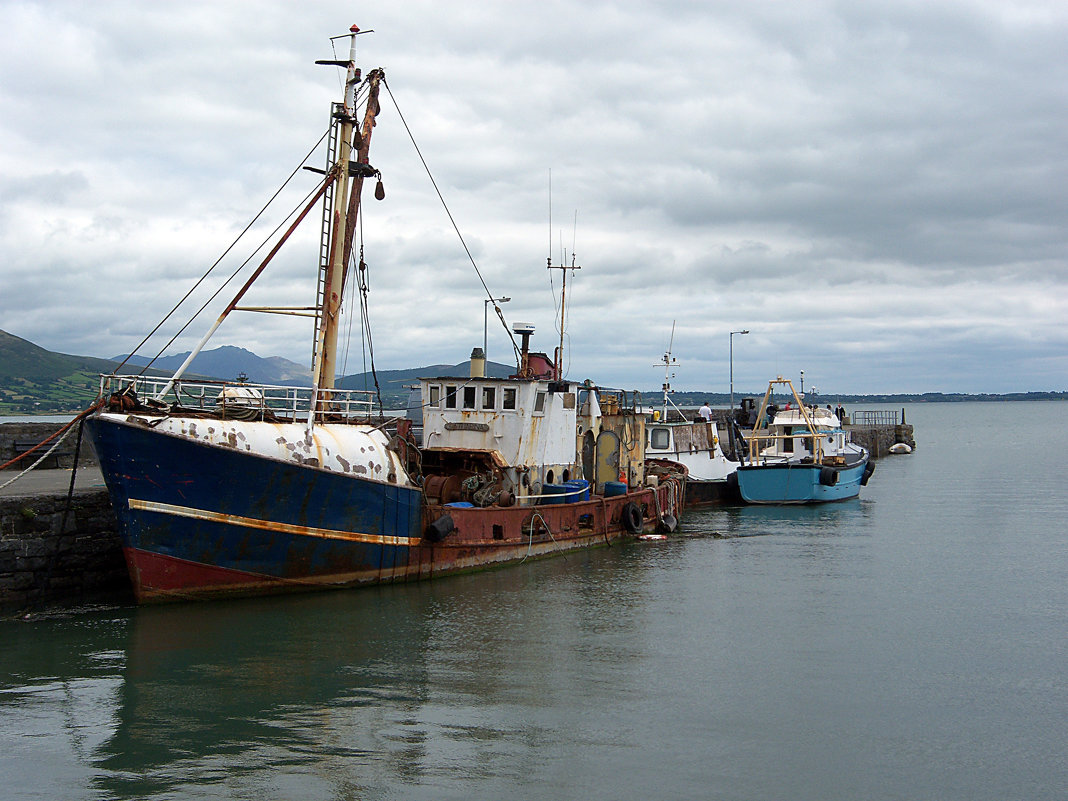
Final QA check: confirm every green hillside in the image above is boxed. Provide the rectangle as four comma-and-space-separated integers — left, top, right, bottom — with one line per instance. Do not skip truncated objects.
0, 330, 201, 414
0, 330, 125, 413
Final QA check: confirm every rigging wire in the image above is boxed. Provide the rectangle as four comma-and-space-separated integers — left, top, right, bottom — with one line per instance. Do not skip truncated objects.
357, 212, 369, 386
142, 172, 333, 374
119, 127, 333, 376
356, 244, 383, 412
381, 77, 521, 364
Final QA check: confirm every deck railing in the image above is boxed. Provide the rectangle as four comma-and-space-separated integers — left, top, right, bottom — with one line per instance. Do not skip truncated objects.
98, 374, 377, 422
851, 410, 900, 426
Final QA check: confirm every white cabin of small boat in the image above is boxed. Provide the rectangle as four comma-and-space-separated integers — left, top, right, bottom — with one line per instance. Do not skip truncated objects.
759, 410, 852, 462
646, 420, 721, 457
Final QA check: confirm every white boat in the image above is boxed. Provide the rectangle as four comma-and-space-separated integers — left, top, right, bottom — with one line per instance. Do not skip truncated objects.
736, 377, 874, 504
643, 340, 739, 507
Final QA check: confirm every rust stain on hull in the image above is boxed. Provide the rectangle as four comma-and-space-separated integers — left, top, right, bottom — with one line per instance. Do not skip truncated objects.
125, 478, 685, 603
129, 498, 420, 546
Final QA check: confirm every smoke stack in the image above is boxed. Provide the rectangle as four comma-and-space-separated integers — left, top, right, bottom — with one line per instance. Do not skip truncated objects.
512, 322, 535, 376
470, 347, 486, 378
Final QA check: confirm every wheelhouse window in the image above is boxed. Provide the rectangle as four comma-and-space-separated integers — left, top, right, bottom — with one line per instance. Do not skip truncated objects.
534, 391, 547, 414
428, 385, 440, 408
445, 385, 457, 409
503, 387, 517, 410
463, 386, 477, 409
650, 427, 670, 450
481, 386, 496, 409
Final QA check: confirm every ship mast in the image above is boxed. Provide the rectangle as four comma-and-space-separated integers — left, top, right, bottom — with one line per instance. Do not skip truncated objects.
312, 26, 383, 392
660, 320, 677, 418
548, 251, 580, 379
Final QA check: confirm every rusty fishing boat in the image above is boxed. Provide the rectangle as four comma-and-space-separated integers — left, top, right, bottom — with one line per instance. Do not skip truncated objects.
84, 25, 686, 603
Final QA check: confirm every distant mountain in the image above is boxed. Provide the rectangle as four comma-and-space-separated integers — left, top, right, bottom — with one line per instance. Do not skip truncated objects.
0, 329, 139, 413
338, 360, 514, 409
337, 360, 514, 391
114, 345, 312, 387
112, 346, 515, 400
4, 329, 1063, 416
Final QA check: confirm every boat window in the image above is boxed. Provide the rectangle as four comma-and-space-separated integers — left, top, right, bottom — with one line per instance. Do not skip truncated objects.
503, 387, 517, 410
481, 386, 496, 409
429, 385, 440, 408
445, 385, 457, 409
650, 427, 670, 450
463, 386, 477, 409
562, 393, 576, 409
534, 391, 547, 414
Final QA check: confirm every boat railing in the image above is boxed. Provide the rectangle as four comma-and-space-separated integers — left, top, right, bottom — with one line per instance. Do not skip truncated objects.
744, 429, 830, 464
97, 374, 377, 422
851, 410, 900, 426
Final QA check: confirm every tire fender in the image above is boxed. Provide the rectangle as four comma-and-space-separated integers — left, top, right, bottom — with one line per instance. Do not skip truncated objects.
620, 501, 643, 534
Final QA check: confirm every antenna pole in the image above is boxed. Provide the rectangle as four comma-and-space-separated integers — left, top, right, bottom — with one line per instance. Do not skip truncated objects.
547, 254, 579, 378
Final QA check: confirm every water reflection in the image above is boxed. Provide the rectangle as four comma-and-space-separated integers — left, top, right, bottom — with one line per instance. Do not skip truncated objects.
40, 548, 653, 799
684, 497, 872, 539
90, 590, 438, 798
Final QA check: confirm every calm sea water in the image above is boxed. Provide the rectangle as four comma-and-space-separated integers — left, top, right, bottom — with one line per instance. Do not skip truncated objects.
2, 402, 1065, 800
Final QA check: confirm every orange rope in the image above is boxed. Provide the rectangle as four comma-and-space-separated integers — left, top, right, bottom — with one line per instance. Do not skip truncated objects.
0, 399, 104, 471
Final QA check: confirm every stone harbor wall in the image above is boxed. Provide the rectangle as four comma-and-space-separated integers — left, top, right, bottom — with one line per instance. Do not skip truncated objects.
0, 490, 129, 613
845, 423, 916, 458
1, 421, 99, 471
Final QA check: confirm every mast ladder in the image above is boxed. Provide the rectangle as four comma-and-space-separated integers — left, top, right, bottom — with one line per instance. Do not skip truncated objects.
311, 106, 342, 367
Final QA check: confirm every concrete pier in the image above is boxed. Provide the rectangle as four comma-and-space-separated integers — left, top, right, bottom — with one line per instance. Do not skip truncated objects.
843, 409, 916, 459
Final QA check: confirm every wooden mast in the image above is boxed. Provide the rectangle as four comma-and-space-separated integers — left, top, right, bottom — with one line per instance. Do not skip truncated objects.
312, 26, 383, 392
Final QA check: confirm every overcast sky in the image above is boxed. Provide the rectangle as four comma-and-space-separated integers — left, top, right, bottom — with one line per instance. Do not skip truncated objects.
1, 1, 1065, 395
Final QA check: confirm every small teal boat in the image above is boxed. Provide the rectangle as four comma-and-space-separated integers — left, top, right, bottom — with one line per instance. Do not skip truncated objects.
736, 377, 873, 504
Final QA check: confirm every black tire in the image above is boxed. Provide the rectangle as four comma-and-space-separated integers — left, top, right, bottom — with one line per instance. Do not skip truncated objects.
819, 466, 838, 487
621, 501, 643, 534
425, 514, 454, 542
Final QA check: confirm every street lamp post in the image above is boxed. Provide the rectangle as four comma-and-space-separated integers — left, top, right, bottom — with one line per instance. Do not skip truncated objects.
484, 296, 511, 360
729, 329, 749, 414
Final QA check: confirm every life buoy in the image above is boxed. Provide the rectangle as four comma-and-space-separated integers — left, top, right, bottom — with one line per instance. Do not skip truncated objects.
621, 501, 643, 534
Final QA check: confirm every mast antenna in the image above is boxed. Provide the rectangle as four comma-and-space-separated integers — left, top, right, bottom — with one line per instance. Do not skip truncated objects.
659, 320, 678, 416
547, 168, 552, 264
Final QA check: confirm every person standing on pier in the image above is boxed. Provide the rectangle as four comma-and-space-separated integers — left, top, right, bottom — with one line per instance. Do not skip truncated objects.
699, 401, 712, 422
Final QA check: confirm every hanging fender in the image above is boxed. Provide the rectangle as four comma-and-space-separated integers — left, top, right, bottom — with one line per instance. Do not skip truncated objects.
657, 513, 678, 534
424, 514, 455, 542
861, 461, 876, 486
620, 501, 643, 534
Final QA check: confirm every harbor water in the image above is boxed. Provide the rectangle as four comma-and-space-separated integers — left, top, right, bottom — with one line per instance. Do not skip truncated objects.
2, 401, 1066, 800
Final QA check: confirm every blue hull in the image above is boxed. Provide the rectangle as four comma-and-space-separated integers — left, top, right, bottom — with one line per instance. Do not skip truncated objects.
86, 415, 426, 601
736, 459, 869, 504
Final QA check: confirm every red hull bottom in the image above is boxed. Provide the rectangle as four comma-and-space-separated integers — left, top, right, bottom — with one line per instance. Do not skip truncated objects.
117, 464, 687, 603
